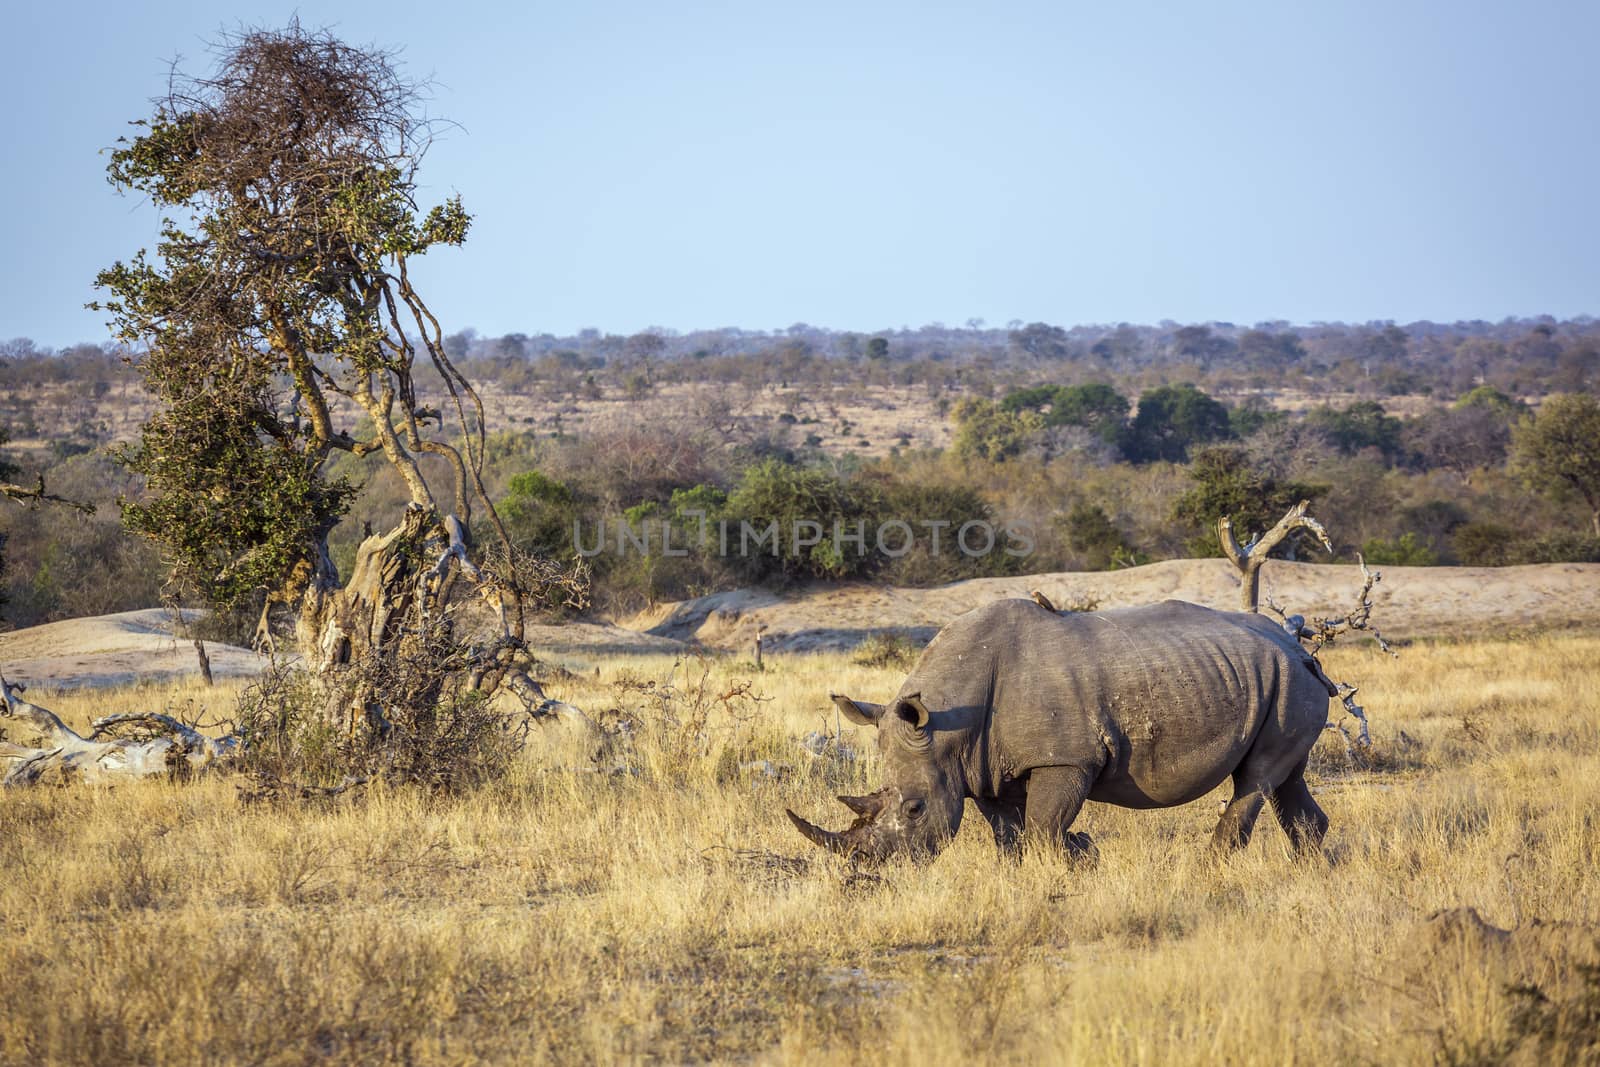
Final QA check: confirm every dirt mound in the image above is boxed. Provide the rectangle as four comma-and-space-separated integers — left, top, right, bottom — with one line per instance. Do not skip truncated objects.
522, 621, 689, 657
628, 559, 1600, 653
7, 559, 1597, 688
0, 609, 267, 691
0, 610, 689, 691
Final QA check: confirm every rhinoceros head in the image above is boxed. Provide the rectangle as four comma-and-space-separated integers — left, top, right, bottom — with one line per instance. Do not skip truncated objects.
785, 691, 964, 864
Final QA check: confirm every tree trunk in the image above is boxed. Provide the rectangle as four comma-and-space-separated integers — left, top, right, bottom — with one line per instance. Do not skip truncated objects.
193, 638, 213, 687
297, 505, 434, 674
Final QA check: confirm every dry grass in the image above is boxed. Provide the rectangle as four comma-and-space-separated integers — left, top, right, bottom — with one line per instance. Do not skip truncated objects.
2, 635, 1598, 1064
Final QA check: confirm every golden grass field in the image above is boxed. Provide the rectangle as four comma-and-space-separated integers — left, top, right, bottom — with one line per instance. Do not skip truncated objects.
2, 633, 1597, 1065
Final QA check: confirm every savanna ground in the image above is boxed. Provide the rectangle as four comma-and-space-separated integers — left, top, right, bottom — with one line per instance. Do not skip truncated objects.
2, 633, 1597, 1065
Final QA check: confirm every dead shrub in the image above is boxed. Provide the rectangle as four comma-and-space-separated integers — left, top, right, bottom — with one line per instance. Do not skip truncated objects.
236, 614, 529, 795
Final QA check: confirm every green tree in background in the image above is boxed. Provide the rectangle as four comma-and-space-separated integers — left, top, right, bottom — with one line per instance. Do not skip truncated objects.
1306, 400, 1404, 462
1000, 383, 1129, 443
1513, 393, 1600, 536
1173, 446, 1328, 557
1125, 383, 1232, 463
951, 399, 1042, 462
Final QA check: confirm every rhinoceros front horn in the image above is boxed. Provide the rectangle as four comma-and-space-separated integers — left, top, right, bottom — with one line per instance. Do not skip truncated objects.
786, 808, 854, 854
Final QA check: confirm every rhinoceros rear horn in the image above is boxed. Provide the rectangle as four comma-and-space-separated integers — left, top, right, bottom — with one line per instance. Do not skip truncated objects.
837, 793, 885, 817
786, 808, 853, 854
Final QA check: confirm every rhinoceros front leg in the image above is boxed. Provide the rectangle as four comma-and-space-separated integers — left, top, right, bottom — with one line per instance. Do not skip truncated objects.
1024, 765, 1098, 859
973, 791, 1026, 856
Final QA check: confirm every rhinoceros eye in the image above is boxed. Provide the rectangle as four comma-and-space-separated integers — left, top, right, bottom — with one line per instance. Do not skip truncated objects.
903, 798, 926, 820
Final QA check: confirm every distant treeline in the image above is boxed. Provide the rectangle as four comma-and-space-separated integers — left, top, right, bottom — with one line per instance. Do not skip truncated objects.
6, 315, 1598, 400
2, 319, 1598, 631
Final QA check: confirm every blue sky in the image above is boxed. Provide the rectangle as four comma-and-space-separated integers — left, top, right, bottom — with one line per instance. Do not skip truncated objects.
4, 0, 1597, 347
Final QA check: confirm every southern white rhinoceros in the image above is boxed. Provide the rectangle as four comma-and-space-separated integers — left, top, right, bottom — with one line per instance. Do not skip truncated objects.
788, 598, 1336, 862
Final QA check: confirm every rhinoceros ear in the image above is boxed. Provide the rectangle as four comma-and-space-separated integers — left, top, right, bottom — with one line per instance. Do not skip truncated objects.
896, 692, 931, 730
831, 694, 884, 726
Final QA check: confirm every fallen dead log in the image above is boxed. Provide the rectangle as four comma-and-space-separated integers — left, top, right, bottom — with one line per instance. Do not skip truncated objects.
1, 664, 593, 788
0, 671, 239, 786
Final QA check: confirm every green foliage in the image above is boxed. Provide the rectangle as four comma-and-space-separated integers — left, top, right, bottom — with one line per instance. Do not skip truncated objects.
1306, 400, 1405, 462
1512, 393, 1600, 534
1172, 446, 1328, 556
0, 424, 17, 483
1061, 502, 1133, 571
865, 337, 889, 361
498, 470, 580, 558
722, 460, 869, 582
93, 24, 477, 618
1000, 383, 1128, 442
1227, 399, 1284, 438
1520, 531, 1600, 564
875, 478, 1019, 584
116, 378, 355, 612
1454, 384, 1526, 417
1453, 522, 1518, 566
951, 398, 1042, 462
1125, 383, 1232, 463
1360, 532, 1439, 566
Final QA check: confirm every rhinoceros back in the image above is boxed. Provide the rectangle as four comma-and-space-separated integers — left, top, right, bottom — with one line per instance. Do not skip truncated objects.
908, 599, 1330, 808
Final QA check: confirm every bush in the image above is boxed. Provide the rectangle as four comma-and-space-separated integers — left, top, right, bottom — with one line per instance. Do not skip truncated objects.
875, 478, 1021, 585
1124, 383, 1232, 463
1361, 532, 1439, 566
1518, 531, 1600, 564
951, 398, 1041, 462
1453, 522, 1518, 566
238, 614, 526, 793
852, 632, 922, 670
721, 460, 871, 583
1172, 446, 1328, 557
1306, 400, 1405, 463
1061, 503, 1132, 571
498, 469, 580, 557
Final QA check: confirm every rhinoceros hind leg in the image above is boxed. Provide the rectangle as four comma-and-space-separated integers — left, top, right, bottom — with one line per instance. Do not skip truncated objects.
1212, 777, 1267, 852
1268, 761, 1328, 854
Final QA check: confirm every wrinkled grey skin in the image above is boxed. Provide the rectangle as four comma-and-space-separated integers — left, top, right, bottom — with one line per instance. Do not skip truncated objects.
788, 598, 1335, 863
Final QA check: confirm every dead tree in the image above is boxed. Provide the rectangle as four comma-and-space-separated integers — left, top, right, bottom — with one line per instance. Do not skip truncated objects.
1266, 555, 1397, 748
1217, 499, 1333, 613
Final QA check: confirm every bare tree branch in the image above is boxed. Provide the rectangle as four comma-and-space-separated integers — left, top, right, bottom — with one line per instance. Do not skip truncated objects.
0, 476, 95, 514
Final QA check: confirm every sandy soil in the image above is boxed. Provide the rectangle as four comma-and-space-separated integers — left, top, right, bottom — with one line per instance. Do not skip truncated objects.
6, 560, 1597, 689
